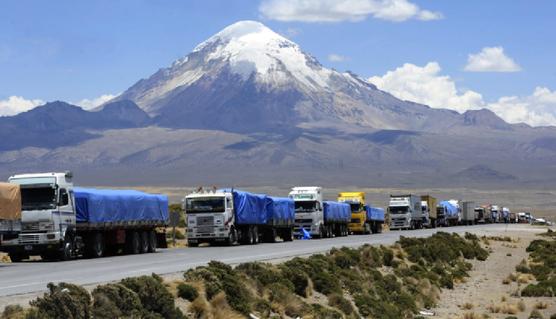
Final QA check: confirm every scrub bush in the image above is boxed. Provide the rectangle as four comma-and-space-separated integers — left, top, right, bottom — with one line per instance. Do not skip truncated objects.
28, 283, 91, 319
120, 275, 184, 319
177, 283, 199, 301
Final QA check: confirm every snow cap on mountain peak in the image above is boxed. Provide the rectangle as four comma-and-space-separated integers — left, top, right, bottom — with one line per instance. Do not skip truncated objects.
193, 20, 330, 89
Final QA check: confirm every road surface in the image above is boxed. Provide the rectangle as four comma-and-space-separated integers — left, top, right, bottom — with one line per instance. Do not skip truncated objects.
0, 224, 525, 298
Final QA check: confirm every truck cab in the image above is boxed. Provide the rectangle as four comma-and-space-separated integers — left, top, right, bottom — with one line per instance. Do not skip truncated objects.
1, 172, 76, 261
289, 187, 324, 237
338, 192, 369, 234
184, 190, 235, 246
388, 194, 422, 230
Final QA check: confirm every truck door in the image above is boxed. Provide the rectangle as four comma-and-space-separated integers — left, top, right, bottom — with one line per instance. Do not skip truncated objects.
57, 188, 75, 236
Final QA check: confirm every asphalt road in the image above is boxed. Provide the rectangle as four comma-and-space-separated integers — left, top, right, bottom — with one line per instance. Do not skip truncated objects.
0, 224, 524, 298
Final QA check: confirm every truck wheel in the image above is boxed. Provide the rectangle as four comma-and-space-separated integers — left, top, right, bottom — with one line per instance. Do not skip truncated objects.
226, 228, 237, 246
267, 228, 277, 243
188, 240, 199, 247
252, 226, 259, 245
126, 231, 140, 254
365, 223, 371, 234
8, 252, 25, 262
139, 231, 149, 254
148, 230, 157, 252
283, 228, 294, 242
87, 233, 105, 258
59, 235, 74, 261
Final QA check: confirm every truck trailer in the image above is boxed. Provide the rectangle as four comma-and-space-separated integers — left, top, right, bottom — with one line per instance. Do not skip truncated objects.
461, 201, 476, 225
438, 200, 460, 226
184, 189, 294, 246
0, 183, 22, 237
338, 192, 369, 234
364, 205, 385, 233
0, 172, 168, 261
388, 194, 423, 230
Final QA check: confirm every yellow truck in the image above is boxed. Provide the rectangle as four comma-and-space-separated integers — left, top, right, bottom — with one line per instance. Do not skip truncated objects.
338, 192, 370, 234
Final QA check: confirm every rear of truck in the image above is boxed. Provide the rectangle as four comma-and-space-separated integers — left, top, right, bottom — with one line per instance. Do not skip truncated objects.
323, 201, 350, 237
338, 192, 368, 234
0, 183, 22, 241
421, 195, 437, 228
438, 200, 460, 226
263, 197, 295, 242
365, 205, 385, 233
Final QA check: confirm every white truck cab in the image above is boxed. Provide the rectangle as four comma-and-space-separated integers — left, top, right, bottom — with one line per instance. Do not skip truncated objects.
388, 194, 422, 230
184, 190, 235, 246
289, 186, 324, 237
2, 172, 76, 260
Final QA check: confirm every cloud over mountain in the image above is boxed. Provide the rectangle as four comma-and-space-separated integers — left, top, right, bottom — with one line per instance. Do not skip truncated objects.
259, 0, 442, 22
464, 46, 521, 72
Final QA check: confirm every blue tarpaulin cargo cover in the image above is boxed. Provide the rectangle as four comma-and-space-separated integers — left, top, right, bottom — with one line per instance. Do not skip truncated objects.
323, 201, 351, 223
74, 188, 168, 224
439, 201, 459, 219
221, 189, 268, 225
266, 197, 295, 226
365, 205, 385, 222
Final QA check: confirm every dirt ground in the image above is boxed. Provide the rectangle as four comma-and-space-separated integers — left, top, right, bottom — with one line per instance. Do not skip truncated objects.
431, 225, 556, 319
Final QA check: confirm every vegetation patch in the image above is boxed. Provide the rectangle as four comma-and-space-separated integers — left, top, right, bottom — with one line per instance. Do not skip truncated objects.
517, 234, 556, 297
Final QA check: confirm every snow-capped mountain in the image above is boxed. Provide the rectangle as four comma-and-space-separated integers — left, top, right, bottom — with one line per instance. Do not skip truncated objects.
113, 21, 466, 133
2, 21, 556, 188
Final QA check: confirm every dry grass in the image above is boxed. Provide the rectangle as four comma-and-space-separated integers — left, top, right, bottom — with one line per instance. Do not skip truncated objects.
487, 302, 523, 314
534, 301, 548, 310
517, 273, 535, 284
518, 299, 526, 312
462, 302, 474, 310
462, 312, 481, 319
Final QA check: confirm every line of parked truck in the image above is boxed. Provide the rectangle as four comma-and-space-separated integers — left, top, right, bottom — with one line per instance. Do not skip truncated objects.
0, 171, 529, 262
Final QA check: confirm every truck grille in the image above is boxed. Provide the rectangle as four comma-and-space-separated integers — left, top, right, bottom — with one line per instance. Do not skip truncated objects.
295, 219, 312, 224
19, 234, 40, 244
197, 216, 214, 226
351, 218, 361, 224
22, 222, 40, 232
197, 226, 214, 234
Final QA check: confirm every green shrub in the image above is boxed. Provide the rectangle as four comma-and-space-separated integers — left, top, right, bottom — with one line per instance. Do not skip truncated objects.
28, 282, 91, 319
279, 263, 310, 297
310, 303, 343, 319
529, 309, 544, 319
91, 283, 143, 318
120, 274, 184, 319
328, 293, 354, 315
177, 283, 198, 301
1, 304, 25, 319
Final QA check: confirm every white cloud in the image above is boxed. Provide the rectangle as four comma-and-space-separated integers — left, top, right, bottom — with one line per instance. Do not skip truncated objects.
259, 0, 443, 23
464, 46, 521, 72
368, 62, 556, 126
0, 96, 44, 117
74, 93, 118, 110
487, 87, 556, 126
368, 62, 484, 113
328, 53, 348, 62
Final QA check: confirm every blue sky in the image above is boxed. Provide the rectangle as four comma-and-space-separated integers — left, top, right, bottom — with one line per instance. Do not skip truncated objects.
1, 0, 555, 125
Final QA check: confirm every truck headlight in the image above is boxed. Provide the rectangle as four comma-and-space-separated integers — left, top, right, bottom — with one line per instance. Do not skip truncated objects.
39, 222, 54, 231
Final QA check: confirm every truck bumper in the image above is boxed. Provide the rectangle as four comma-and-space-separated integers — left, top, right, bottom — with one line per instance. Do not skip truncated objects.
187, 227, 229, 243
348, 223, 365, 233
0, 232, 62, 253
389, 218, 410, 229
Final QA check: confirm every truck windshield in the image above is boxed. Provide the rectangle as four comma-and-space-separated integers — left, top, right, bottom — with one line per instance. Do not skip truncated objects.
348, 203, 361, 213
20, 185, 57, 210
389, 206, 409, 214
186, 197, 225, 213
295, 201, 317, 212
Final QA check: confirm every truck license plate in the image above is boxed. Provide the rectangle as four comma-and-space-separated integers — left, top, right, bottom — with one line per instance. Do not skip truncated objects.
24, 245, 33, 251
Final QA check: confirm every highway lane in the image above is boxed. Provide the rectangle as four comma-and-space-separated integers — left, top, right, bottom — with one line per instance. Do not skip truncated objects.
0, 224, 525, 297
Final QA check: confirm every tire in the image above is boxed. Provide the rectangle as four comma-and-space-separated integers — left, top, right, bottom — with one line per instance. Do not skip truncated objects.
188, 240, 199, 247
148, 230, 157, 253
252, 226, 259, 245
283, 227, 294, 242
267, 228, 277, 243
139, 231, 149, 254
59, 235, 74, 261
87, 232, 105, 258
9, 253, 25, 262
126, 231, 140, 254
226, 228, 237, 246
364, 223, 371, 234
